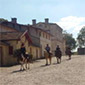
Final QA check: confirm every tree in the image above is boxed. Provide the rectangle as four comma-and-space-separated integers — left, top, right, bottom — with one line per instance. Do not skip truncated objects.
0, 18, 8, 22
63, 32, 77, 50
77, 27, 85, 48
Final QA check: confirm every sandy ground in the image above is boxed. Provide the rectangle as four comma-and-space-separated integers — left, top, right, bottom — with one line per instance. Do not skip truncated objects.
0, 55, 85, 85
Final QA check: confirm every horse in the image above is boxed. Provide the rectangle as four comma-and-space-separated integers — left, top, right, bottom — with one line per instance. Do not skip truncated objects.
44, 51, 52, 65
55, 50, 62, 64
65, 47, 72, 60
13, 49, 33, 71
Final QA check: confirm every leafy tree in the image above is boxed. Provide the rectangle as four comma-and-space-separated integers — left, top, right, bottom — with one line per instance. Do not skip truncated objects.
77, 27, 85, 48
63, 32, 77, 50
0, 18, 8, 22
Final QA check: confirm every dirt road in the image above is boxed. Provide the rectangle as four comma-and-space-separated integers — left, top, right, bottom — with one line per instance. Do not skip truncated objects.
0, 55, 85, 85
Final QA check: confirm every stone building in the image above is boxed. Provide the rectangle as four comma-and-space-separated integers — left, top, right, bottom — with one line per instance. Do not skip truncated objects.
32, 18, 66, 55
31, 20, 52, 57
0, 18, 52, 66
0, 19, 41, 66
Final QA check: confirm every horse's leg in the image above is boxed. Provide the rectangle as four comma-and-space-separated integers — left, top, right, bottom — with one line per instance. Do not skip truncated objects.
28, 62, 30, 69
49, 57, 51, 65
46, 58, 48, 65
69, 55, 71, 60
25, 62, 27, 69
26, 59, 30, 69
57, 57, 58, 63
56, 57, 57, 63
57, 58, 59, 64
60, 57, 61, 63
20, 64, 22, 71
22, 62, 25, 70
20, 62, 24, 71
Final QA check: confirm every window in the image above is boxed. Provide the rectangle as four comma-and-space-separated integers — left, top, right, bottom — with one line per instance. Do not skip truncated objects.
48, 35, 50, 40
9, 46, 13, 55
46, 34, 47, 39
43, 32, 44, 37
36, 49, 38, 58
13, 24, 15, 28
39, 24, 42, 27
39, 32, 41, 36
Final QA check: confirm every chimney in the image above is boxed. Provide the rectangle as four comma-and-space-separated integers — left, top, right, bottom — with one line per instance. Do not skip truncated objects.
11, 18, 17, 23
45, 18, 49, 24
32, 19, 36, 25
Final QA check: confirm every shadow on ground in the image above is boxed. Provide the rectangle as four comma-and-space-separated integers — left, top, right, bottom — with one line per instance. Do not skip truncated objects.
11, 69, 25, 74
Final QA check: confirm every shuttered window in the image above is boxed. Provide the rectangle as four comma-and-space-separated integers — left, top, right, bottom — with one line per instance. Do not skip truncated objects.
9, 46, 13, 55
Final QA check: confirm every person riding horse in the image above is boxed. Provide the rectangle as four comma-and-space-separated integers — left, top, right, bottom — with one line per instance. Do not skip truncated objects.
55, 45, 62, 55
45, 44, 51, 57
65, 46, 72, 60
20, 43, 26, 57
55, 45, 62, 63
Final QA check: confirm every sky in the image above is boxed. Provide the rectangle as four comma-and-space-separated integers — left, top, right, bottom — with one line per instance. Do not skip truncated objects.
0, 0, 85, 38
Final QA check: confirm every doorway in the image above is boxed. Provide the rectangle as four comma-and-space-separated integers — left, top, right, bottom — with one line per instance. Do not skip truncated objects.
0, 47, 3, 66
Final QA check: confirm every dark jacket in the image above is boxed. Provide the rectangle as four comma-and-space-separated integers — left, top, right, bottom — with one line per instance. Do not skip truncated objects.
55, 47, 62, 57
20, 47, 26, 56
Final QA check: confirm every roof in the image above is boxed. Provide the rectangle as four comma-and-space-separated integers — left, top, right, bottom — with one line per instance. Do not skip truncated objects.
30, 35, 40, 47
0, 21, 27, 32
37, 22, 63, 31
0, 32, 23, 41
0, 41, 10, 46
29, 25, 53, 36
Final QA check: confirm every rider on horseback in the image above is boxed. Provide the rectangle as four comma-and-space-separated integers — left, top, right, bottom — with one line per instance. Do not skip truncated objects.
20, 43, 26, 58
55, 45, 62, 57
45, 44, 51, 56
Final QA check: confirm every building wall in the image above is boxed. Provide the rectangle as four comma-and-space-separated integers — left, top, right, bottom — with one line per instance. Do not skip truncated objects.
0, 34, 40, 66
39, 31, 51, 57
36, 23, 66, 55
16, 36, 40, 59
0, 44, 17, 66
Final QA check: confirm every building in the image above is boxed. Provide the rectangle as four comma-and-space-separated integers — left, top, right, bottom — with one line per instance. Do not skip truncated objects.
32, 18, 66, 55
0, 18, 52, 58
0, 31, 24, 66
0, 18, 66, 66
0, 19, 41, 66
31, 26, 52, 57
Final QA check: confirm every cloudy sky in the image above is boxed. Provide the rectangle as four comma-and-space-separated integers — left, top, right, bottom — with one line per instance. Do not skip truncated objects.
0, 0, 85, 38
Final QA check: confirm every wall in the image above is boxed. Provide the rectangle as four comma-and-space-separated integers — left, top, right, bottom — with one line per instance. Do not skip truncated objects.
40, 31, 51, 57
36, 23, 66, 55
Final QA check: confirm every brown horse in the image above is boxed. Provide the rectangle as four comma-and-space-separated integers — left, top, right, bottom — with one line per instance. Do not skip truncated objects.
55, 50, 62, 64
44, 51, 52, 65
65, 47, 72, 60
13, 49, 32, 71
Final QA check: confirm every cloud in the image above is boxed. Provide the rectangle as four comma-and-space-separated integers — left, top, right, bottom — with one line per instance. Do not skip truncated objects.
57, 16, 85, 38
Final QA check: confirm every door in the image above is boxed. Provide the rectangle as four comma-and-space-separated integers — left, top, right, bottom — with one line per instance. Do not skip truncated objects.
36, 49, 38, 59
0, 47, 3, 66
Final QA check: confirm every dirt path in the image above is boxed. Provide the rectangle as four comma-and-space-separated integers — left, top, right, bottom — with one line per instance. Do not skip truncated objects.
0, 55, 85, 85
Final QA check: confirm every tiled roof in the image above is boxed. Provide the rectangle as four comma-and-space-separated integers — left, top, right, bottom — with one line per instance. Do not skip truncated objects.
29, 25, 53, 36
0, 32, 23, 41
37, 22, 63, 30
0, 21, 27, 32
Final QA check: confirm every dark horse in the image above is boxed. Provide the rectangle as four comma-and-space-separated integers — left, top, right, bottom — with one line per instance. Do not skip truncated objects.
65, 47, 72, 60
55, 49, 62, 64
13, 49, 33, 70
